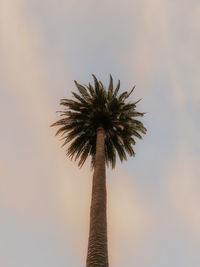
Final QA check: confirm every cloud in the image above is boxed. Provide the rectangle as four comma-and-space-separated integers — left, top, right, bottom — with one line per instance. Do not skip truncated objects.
121, 0, 171, 91
107, 170, 151, 265
0, 0, 85, 246
167, 140, 200, 233
168, 1, 200, 108
0, 0, 71, 116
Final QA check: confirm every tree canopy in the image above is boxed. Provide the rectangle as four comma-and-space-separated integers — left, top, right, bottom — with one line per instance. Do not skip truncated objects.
51, 74, 147, 169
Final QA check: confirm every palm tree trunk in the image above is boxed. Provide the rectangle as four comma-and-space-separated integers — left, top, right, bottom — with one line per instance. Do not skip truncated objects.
86, 125, 109, 267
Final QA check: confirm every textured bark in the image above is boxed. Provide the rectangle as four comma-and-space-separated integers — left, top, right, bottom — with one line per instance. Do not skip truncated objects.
86, 125, 109, 267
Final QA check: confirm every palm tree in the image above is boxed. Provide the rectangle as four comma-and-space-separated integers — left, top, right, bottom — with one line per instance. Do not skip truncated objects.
51, 74, 146, 267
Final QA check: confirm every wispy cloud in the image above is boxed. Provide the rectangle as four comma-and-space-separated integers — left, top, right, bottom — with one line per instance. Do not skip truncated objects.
107, 171, 151, 265
167, 140, 200, 233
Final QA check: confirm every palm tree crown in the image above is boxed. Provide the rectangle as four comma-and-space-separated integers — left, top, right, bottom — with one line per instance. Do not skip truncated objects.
51, 74, 147, 168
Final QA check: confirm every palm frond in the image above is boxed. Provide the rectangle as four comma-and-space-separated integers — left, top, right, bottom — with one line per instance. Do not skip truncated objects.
108, 74, 113, 99
126, 85, 136, 98
74, 81, 90, 100
92, 74, 100, 95
114, 80, 120, 97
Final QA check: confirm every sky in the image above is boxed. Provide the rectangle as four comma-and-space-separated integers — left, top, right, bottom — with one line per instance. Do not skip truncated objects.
0, 0, 200, 266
